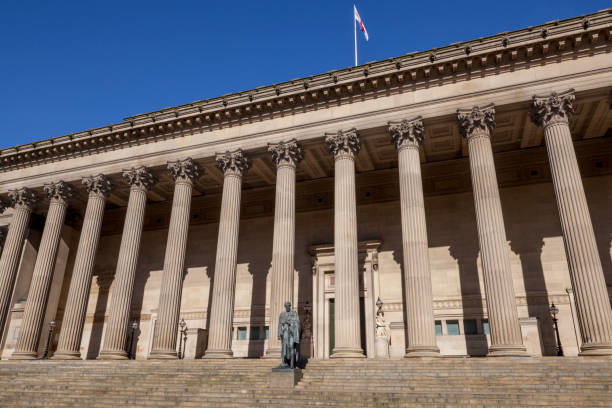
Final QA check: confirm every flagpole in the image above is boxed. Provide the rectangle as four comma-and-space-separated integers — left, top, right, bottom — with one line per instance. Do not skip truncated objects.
354, 5, 358, 66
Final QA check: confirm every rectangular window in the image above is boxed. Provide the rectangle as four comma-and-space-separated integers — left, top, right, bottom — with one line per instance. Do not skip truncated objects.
238, 327, 247, 340
446, 320, 460, 335
264, 326, 269, 340
482, 319, 490, 335
464, 319, 477, 335
250, 326, 260, 340
435, 320, 442, 336
232, 327, 235, 339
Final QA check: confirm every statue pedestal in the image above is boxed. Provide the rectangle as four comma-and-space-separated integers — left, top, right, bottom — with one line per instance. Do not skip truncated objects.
270, 368, 302, 388
375, 337, 390, 359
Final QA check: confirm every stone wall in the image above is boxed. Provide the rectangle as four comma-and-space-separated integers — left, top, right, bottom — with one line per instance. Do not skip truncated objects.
16, 173, 610, 360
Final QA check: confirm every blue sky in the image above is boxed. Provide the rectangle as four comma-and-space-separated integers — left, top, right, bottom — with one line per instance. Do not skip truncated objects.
0, 1, 608, 148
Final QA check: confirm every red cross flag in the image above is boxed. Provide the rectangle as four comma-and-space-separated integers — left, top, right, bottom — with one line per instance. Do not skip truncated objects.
354, 5, 369, 41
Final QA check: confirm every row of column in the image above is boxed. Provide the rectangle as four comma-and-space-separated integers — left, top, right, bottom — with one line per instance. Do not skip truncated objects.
0, 89, 610, 359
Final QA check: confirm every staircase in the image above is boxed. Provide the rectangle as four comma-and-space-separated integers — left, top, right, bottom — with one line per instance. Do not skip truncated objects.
0, 357, 610, 407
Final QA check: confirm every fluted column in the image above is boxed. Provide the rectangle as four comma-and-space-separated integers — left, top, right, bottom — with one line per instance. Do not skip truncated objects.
326, 129, 365, 358
53, 175, 112, 359
204, 150, 249, 358
0, 189, 37, 337
11, 182, 73, 360
149, 159, 201, 359
98, 167, 156, 360
532, 89, 612, 355
388, 118, 440, 357
457, 105, 526, 357
265, 140, 303, 358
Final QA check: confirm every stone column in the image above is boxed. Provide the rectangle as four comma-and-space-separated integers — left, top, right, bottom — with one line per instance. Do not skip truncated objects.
265, 140, 303, 358
457, 105, 526, 357
325, 129, 365, 358
531, 89, 612, 355
98, 167, 156, 360
149, 159, 201, 359
204, 150, 249, 358
0, 189, 37, 336
11, 182, 73, 360
53, 175, 112, 359
388, 118, 440, 357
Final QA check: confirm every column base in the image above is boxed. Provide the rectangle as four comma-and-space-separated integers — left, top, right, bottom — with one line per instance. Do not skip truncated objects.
404, 345, 440, 358
51, 351, 82, 360
579, 342, 612, 356
487, 344, 528, 357
330, 347, 365, 359
148, 349, 178, 360
9, 351, 39, 360
97, 350, 129, 360
203, 349, 233, 359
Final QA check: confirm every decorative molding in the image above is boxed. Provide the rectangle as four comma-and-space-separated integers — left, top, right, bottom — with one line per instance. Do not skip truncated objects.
531, 88, 575, 127
457, 104, 496, 139
215, 149, 249, 176
388, 117, 424, 150
8, 188, 37, 210
122, 166, 156, 191
43, 181, 73, 204
1, 10, 609, 172
325, 128, 360, 159
82, 174, 112, 198
267, 140, 304, 168
167, 158, 202, 183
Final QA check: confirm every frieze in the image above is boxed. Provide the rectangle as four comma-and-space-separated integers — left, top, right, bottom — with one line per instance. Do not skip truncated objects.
1, 11, 609, 172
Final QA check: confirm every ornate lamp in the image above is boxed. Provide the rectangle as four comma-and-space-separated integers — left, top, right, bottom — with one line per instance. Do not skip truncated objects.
549, 303, 563, 356
41, 320, 56, 360
178, 319, 188, 359
128, 321, 138, 360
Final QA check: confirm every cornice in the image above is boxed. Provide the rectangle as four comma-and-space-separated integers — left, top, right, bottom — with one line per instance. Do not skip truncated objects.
1, 9, 610, 172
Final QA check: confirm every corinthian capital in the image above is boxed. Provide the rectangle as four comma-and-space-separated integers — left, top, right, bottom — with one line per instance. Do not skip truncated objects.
8, 188, 37, 210
530, 89, 574, 127
167, 158, 202, 183
43, 181, 73, 205
0, 197, 7, 214
122, 167, 156, 191
325, 129, 360, 159
268, 140, 304, 168
82, 174, 112, 198
388, 117, 424, 150
457, 104, 495, 140
216, 149, 250, 176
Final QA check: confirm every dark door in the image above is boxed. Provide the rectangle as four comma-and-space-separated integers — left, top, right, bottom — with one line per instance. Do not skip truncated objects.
329, 298, 335, 356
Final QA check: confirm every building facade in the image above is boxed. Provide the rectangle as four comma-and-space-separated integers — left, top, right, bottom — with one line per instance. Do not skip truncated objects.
0, 10, 611, 361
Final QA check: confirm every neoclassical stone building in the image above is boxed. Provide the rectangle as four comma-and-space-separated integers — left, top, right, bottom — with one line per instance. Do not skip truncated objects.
0, 10, 611, 361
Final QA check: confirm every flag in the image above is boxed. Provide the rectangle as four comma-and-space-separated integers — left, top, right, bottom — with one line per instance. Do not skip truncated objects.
354, 5, 369, 41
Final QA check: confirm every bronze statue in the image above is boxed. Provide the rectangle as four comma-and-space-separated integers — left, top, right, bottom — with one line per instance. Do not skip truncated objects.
278, 301, 300, 369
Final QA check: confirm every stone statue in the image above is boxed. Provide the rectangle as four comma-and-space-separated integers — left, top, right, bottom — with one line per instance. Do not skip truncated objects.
278, 301, 300, 369
375, 297, 390, 358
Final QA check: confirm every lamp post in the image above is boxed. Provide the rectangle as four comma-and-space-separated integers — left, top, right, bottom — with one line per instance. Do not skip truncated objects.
549, 303, 563, 357
127, 321, 138, 360
177, 319, 187, 359
41, 320, 56, 360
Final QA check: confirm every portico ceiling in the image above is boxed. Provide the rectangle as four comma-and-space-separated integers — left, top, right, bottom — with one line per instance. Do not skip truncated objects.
14, 87, 610, 230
